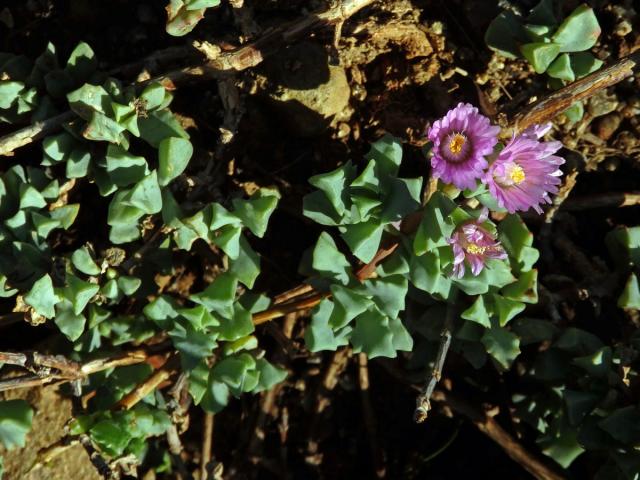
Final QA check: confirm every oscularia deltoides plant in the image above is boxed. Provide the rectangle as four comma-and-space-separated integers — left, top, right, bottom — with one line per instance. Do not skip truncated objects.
427, 103, 565, 276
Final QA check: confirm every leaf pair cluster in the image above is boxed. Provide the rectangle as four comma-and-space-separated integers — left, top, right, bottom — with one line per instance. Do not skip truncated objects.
485, 1, 602, 121
607, 226, 640, 310
0, 165, 78, 295
144, 275, 285, 413
0, 42, 98, 124
510, 323, 640, 477
165, 0, 221, 36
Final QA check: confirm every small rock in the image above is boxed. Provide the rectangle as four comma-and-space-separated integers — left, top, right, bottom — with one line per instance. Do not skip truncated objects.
587, 91, 619, 118
615, 20, 632, 37
259, 42, 351, 137
594, 112, 622, 140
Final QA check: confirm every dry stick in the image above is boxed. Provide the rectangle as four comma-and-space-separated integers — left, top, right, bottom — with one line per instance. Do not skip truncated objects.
201, 413, 215, 480
306, 348, 351, 457
0, 0, 375, 157
561, 191, 640, 210
357, 353, 386, 478
431, 390, 566, 480
0, 111, 75, 156
116, 367, 173, 410
513, 50, 640, 133
543, 169, 579, 224
0, 350, 149, 392
253, 292, 327, 325
414, 292, 456, 423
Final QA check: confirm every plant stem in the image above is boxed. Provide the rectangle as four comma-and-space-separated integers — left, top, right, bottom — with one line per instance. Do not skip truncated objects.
414, 288, 458, 422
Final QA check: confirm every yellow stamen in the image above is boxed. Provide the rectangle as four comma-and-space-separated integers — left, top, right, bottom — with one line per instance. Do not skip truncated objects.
466, 244, 486, 255
509, 164, 526, 184
449, 133, 466, 154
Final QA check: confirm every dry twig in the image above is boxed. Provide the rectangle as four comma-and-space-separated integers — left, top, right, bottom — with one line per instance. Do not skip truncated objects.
432, 390, 566, 480
0, 350, 150, 392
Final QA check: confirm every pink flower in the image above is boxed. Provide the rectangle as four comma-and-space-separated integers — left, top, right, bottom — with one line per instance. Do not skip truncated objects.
448, 210, 507, 278
483, 123, 564, 214
427, 103, 500, 190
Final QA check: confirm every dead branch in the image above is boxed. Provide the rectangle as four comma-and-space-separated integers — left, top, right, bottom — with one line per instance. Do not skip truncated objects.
201, 413, 215, 480
512, 51, 640, 133
252, 292, 327, 325
306, 348, 351, 459
561, 191, 640, 211
115, 362, 177, 410
0, 350, 150, 392
357, 353, 386, 478
0, 111, 75, 157
432, 390, 566, 480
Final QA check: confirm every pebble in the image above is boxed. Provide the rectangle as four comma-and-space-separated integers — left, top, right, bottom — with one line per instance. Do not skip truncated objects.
615, 20, 632, 37
594, 112, 622, 140
587, 91, 619, 118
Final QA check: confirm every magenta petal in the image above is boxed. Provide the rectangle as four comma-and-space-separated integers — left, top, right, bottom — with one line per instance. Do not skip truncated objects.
447, 215, 507, 278
483, 125, 565, 214
428, 103, 499, 190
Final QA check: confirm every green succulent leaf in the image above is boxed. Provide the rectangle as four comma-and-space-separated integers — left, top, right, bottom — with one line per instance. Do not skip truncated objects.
312, 232, 351, 284
547, 53, 575, 82
485, 11, 529, 59
367, 134, 403, 177
461, 295, 492, 328
158, 137, 193, 187
502, 269, 538, 303
570, 52, 603, 79
563, 101, 584, 123
49, 203, 80, 230
190, 273, 238, 318
90, 419, 132, 457
65, 274, 99, 315
350, 308, 396, 358
0, 81, 24, 109
340, 221, 384, 263
55, 301, 87, 341
308, 162, 355, 218
481, 327, 521, 369
0, 400, 33, 450
138, 109, 189, 148
125, 171, 163, 214
253, 359, 287, 393
305, 300, 345, 352
520, 42, 560, 74
618, 273, 640, 309
228, 237, 261, 288
24, 274, 59, 318
551, 4, 601, 53
493, 294, 526, 326
105, 145, 149, 187
232, 189, 280, 238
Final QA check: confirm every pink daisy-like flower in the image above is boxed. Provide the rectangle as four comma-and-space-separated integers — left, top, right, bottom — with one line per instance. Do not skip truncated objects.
448, 209, 507, 278
427, 103, 500, 190
483, 123, 564, 214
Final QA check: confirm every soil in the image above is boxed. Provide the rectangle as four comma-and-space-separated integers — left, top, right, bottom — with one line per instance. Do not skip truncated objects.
0, 0, 639, 479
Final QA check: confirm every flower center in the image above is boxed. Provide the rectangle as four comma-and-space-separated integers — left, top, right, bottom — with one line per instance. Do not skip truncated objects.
449, 133, 466, 154
494, 161, 526, 187
508, 164, 526, 184
465, 243, 486, 255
